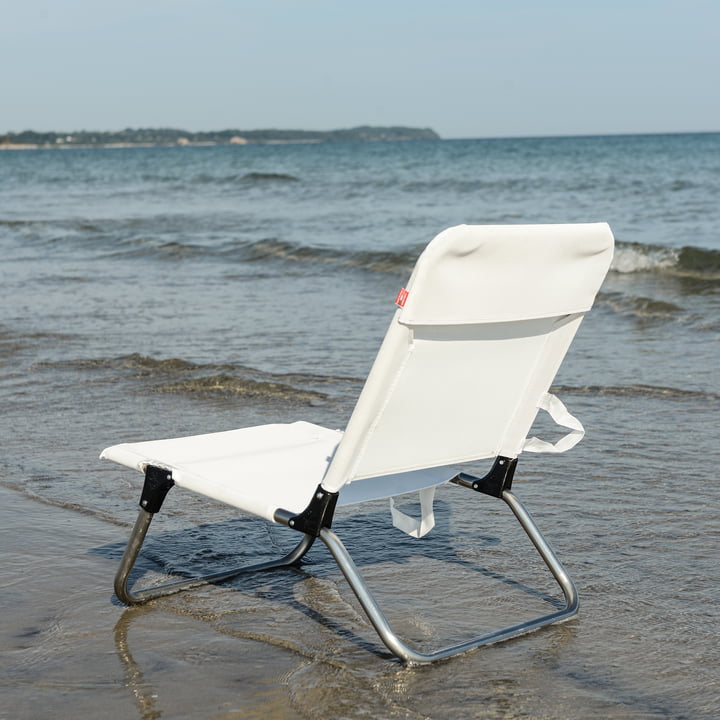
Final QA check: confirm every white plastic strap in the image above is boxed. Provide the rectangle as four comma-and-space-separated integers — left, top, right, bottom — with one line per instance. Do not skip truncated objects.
523, 392, 585, 454
390, 486, 436, 538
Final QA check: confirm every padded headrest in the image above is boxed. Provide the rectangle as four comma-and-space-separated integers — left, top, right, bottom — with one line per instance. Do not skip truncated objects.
398, 223, 614, 325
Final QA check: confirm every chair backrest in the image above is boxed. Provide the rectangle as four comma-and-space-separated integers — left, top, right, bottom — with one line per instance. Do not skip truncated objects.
321, 223, 614, 493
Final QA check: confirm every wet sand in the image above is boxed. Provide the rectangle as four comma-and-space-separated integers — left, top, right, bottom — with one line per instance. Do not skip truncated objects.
4, 470, 718, 720
0, 485, 308, 720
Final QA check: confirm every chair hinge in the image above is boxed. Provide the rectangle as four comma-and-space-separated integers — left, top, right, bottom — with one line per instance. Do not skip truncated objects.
452, 456, 517, 498
139, 465, 175, 513
284, 485, 339, 537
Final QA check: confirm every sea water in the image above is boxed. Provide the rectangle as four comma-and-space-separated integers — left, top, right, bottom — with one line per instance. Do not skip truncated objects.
1, 134, 718, 718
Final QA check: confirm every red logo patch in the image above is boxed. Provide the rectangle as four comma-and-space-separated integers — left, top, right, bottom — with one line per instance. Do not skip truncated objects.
395, 288, 409, 308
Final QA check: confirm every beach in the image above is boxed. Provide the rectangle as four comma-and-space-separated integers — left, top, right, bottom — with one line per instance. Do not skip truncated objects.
0, 485, 311, 719
1, 134, 719, 719
3, 419, 718, 720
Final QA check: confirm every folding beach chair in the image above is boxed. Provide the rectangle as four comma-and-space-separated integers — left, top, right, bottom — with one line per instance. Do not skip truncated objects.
101, 223, 614, 664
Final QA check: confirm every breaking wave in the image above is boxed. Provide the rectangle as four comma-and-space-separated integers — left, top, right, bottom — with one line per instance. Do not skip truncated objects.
611, 241, 720, 284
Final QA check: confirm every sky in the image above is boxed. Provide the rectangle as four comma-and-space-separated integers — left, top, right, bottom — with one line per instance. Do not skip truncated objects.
2, 0, 718, 139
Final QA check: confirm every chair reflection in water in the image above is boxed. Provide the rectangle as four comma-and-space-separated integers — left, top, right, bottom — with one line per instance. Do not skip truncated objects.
101, 223, 614, 664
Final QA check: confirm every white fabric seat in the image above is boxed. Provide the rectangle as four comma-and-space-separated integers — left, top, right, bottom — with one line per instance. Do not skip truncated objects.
101, 420, 457, 521
101, 222, 614, 664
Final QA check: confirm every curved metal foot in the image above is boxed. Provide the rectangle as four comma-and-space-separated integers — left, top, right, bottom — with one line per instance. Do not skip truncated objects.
319, 489, 578, 664
114, 508, 316, 605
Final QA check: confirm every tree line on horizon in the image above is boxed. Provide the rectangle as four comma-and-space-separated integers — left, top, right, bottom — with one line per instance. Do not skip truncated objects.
1, 126, 440, 147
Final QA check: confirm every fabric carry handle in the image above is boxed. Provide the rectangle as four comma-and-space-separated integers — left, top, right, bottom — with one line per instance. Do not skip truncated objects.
390, 486, 436, 538
523, 392, 584, 454
389, 393, 582, 538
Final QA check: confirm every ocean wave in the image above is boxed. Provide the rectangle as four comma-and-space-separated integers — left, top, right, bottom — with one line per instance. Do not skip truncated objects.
553, 383, 720, 402
50, 221, 421, 273
236, 238, 419, 274
611, 242, 677, 273
402, 178, 535, 194
120, 239, 209, 260
596, 291, 684, 320
37, 353, 202, 374
7, 209, 719, 287
187, 171, 301, 185
240, 171, 300, 183
36, 353, 354, 403
136, 171, 301, 185
172, 235, 720, 284
112, 235, 418, 272
156, 373, 326, 402
0, 219, 34, 227
611, 241, 720, 284
0, 327, 26, 360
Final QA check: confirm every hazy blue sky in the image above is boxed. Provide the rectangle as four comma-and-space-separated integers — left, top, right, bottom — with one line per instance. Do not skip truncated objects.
2, 0, 718, 138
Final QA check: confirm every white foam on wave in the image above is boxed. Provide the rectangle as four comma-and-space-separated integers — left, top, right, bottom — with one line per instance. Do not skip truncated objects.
610, 243, 678, 273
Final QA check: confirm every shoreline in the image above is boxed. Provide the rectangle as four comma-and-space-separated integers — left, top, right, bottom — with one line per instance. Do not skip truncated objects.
0, 137, 443, 151
0, 139, 329, 151
2, 130, 719, 152
0, 125, 440, 151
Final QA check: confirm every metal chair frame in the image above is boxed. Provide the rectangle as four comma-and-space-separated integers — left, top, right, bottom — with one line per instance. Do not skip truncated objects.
114, 458, 578, 664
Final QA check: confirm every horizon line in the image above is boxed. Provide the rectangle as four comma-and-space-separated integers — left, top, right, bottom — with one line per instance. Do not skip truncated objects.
2, 126, 719, 144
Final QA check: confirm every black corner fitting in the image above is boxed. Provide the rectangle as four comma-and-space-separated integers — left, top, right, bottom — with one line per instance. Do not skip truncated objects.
139, 465, 175, 514
456, 456, 517, 498
287, 485, 339, 537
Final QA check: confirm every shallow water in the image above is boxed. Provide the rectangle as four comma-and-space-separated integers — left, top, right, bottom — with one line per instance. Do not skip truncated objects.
1, 135, 719, 718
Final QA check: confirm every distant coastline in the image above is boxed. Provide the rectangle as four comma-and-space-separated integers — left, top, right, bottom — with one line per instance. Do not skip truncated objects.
0, 126, 440, 150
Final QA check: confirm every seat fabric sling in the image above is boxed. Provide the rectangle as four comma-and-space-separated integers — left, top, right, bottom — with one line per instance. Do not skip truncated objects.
100, 222, 614, 664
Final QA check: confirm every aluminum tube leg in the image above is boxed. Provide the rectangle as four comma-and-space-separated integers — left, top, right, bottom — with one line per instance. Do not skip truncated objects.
502, 489, 579, 615
319, 491, 579, 665
114, 508, 316, 605
115, 509, 154, 605
319, 526, 423, 663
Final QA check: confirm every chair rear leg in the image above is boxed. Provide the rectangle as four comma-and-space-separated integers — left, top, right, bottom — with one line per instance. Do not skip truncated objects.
502, 489, 578, 613
318, 489, 578, 665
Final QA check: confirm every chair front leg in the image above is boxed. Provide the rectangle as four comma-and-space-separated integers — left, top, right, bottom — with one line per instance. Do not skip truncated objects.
114, 465, 316, 604
114, 507, 316, 604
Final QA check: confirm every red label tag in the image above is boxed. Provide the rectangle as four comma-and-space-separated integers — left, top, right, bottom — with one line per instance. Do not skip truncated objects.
395, 288, 409, 308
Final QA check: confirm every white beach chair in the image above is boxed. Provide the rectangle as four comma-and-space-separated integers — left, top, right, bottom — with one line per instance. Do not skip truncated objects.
101, 223, 614, 664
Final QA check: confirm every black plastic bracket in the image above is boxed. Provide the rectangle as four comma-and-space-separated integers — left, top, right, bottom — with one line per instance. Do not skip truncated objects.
286, 485, 339, 537
139, 465, 175, 514
452, 456, 517, 498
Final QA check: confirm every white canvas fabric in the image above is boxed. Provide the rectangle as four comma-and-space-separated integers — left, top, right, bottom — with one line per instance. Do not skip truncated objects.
101, 422, 342, 521
398, 223, 613, 325
390, 486, 437, 538
321, 223, 613, 494
100, 223, 614, 537
100, 421, 458, 524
